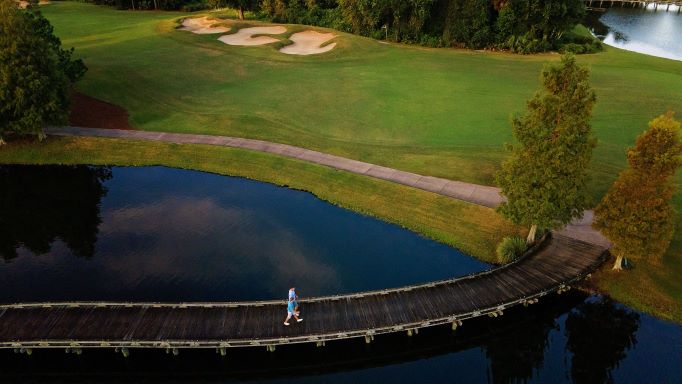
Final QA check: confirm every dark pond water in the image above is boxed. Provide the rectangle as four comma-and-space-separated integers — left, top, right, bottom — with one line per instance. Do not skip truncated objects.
588, 5, 682, 61
0, 165, 487, 303
1, 165, 681, 383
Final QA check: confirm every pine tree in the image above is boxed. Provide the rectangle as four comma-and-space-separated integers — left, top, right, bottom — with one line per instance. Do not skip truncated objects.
496, 54, 596, 243
594, 112, 682, 270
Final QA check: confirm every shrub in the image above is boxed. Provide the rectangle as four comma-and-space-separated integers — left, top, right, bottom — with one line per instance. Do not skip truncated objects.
561, 43, 586, 54
496, 236, 527, 264
180, 1, 207, 12
419, 33, 444, 48
559, 39, 604, 55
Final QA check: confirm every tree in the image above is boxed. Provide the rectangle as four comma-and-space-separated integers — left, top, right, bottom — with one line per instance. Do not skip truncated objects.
496, 54, 596, 243
442, 0, 494, 49
338, 0, 433, 41
0, 0, 86, 144
23, 5, 87, 83
225, 0, 258, 20
593, 112, 682, 270
496, 0, 585, 53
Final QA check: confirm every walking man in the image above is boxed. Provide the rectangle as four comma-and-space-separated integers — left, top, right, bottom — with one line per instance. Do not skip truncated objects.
289, 287, 301, 316
284, 297, 303, 326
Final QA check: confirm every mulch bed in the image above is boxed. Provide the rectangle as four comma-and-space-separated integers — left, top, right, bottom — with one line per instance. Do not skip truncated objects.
69, 91, 133, 130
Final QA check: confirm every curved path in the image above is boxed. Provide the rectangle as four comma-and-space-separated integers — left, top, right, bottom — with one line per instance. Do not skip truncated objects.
0, 127, 610, 352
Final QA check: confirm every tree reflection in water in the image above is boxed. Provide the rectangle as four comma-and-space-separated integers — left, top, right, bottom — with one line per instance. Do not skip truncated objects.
565, 295, 640, 384
483, 307, 559, 383
0, 165, 111, 260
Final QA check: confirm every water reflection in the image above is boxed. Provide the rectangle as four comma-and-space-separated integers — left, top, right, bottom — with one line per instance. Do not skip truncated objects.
484, 309, 558, 383
0, 165, 110, 260
565, 296, 640, 384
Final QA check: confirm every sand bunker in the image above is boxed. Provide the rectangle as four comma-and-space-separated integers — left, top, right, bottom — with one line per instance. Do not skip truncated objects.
280, 31, 337, 55
180, 17, 231, 35
218, 26, 287, 46
17, 0, 50, 8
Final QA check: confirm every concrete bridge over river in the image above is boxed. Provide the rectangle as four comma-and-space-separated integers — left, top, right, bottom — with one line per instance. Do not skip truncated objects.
0, 127, 610, 355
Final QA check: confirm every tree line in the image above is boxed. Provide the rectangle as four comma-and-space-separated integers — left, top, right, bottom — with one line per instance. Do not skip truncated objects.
84, 0, 598, 53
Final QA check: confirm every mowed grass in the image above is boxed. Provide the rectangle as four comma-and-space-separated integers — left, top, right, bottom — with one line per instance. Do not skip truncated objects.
7, 2, 680, 321
40, 3, 682, 187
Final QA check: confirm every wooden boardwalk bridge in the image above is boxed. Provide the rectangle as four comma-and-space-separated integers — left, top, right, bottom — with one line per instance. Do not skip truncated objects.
0, 234, 607, 354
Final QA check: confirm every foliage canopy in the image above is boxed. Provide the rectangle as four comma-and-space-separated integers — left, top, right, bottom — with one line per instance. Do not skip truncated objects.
0, 0, 86, 142
594, 112, 682, 270
496, 54, 596, 239
84, 0, 589, 52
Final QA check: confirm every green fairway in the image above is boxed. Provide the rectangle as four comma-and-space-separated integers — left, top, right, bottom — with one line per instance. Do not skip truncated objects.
39, 3, 682, 188
3, 2, 681, 321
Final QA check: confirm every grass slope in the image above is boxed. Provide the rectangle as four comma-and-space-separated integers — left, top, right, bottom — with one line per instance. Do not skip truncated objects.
2, 2, 680, 321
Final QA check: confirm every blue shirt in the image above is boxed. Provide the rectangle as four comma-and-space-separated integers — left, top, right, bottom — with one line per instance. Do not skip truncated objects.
287, 300, 296, 313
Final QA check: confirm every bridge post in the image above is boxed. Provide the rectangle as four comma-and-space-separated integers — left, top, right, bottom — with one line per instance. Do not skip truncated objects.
406, 328, 418, 337
266, 345, 276, 352
316, 341, 325, 347
17, 347, 33, 356
121, 347, 130, 358
217, 347, 227, 356
451, 319, 463, 331
488, 309, 504, 318
172, 348, 180, 356
364, 335, 374, 344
